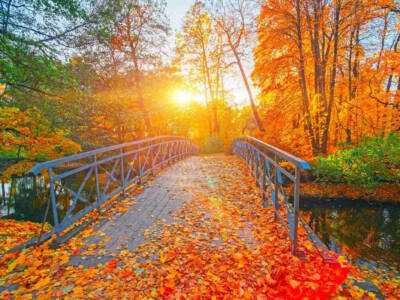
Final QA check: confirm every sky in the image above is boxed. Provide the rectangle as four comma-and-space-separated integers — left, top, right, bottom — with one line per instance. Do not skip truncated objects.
165, 0, 194, 31
164, 0, 253, 106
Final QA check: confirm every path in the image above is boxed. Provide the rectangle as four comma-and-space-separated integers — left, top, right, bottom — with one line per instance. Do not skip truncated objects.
0, 155, 348, 299
67, 156, 202, 266
68, 154, 258, 266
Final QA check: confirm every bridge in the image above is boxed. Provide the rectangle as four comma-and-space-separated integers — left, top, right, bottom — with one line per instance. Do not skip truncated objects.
0, 136, 349, 298
28, 136, 310, 255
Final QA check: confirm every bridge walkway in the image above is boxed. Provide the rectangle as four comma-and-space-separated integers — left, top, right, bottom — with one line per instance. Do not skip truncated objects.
67, 154, 261, 267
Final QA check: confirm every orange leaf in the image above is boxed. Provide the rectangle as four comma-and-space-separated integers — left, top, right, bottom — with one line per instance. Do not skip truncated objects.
105, 259, 118, 273
165, 278, 175, 288
289, 279, 300, 289
30, 276, 51, 291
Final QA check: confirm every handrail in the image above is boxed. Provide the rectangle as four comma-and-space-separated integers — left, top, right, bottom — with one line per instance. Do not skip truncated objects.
30, 136, 185, 175
240, 136, 311, 171
29, 136, 198, 236
232, 136, 310, 255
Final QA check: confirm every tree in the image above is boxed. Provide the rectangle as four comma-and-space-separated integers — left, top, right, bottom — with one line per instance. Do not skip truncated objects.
0, 0, 88, 98
178, 2, 220, 135
0, 107, 81, 181
253, 0, 400, 156
209, 0, 264, 132
111, 0, 170, 136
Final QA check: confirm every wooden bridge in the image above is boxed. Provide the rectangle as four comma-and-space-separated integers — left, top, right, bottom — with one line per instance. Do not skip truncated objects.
28, 136, 311, 256
0, 136, 350, 299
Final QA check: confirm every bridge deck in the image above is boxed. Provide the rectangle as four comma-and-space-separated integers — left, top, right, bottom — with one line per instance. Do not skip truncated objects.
68, 154, 260, 266
1, 154, 348, 299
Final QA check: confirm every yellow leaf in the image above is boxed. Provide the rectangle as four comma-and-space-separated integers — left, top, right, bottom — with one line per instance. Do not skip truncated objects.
8, 253, 25, 272
72, 286, 84, 296
30, 276, 51, 291
207, 271, 221, 282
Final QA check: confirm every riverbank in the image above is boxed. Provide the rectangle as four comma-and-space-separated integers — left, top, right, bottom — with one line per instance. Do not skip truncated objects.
298, 182, 400, 203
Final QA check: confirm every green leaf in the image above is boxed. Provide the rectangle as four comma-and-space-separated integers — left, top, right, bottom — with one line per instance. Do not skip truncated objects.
62, 285, 74, 294
135, 267, 145, 276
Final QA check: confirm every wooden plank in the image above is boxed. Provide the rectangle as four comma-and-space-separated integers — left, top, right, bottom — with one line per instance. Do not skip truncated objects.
69, 155, 268, 269
82, 157, 196, 255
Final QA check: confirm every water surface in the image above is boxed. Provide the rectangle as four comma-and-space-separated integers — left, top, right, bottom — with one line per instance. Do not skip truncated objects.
300, 198, 400, 272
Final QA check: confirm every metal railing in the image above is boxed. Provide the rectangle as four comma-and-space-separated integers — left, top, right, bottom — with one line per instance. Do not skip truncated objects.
30, 136, 198, 236
232, 136, 310, 255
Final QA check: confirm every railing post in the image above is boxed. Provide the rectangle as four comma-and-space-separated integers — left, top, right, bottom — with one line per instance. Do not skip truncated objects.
139, 150, 142, 184
174, 140, 177, 162
254, 152, 257, 177
163, 138, 166, 163
292, 166, 300, 255
255, 151, 260, 187
168, 142, 171, 162
250, 150, 254, 177
94, 154, 102, 208
120, 148, 125, 195
149, 142, 154, 176
48, 168, 60, 236
160, 143, 164, 167
176, 140, 180, 160
171, 141, 175, 163
261, 157, 267, 207
273, 153, 279, 220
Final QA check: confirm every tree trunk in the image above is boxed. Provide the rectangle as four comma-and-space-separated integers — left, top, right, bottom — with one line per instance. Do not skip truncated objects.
202, 63, 212, 135
231, 47, 264, 132
2, 0, 12, 34
295, 0, 319, 154
1, 181, 5, 210
386, 33, 400, 92
126, 16, 152, 137
321, 0, 341, 153
202, 45, 219, 134
133, 60, 152, 136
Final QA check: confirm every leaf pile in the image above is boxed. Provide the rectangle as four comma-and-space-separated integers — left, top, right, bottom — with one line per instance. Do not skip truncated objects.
0, 220, 51, 256
0, 156, 357, 299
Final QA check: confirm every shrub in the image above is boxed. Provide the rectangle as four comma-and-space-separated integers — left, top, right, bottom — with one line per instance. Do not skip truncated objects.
312, 132, 400, 188
200, 135, 223, 154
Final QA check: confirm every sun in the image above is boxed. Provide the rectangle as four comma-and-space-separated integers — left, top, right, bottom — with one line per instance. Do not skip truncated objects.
174, 90, 193, 105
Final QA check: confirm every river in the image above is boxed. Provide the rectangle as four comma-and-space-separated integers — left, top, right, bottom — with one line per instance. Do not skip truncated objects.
301, 198, 400, 272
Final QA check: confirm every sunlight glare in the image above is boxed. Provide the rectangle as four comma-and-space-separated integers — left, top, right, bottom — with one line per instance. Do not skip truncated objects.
174, 90, 192, 105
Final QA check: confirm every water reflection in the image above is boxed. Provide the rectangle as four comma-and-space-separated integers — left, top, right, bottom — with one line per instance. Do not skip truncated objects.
1, 177, 52, 224
1, 171, 108, 226
300, 198, 400, 271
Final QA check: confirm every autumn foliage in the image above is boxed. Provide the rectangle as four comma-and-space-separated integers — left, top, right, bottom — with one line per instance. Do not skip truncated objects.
0, 107, 81, 181
0, 219, 51, 255
253, 0, 400, 157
